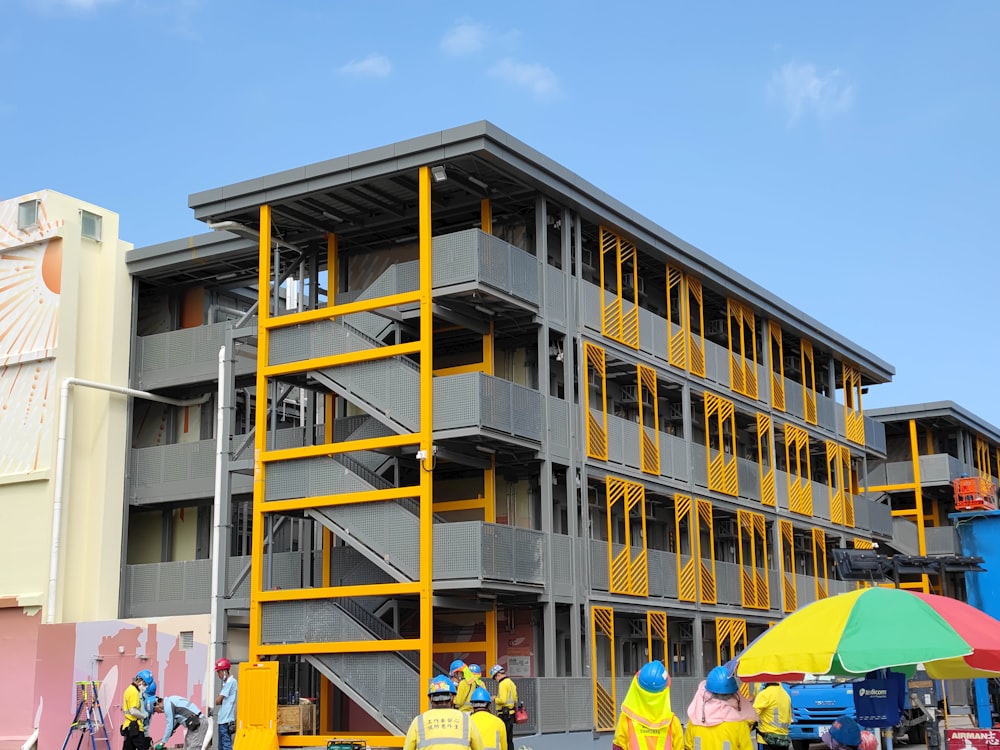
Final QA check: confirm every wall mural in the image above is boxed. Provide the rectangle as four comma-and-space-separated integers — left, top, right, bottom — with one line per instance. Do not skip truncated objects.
0, 192, 63, 475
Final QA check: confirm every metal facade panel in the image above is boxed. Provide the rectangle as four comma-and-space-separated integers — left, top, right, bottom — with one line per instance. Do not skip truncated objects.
512, 527, 546, 583
544, 265, 566, 324
432, 230, 479, 287
551, 534, 574, 594
606, 413, 625, 465
433, 522, 480, 579
784, 380, 806, 420
509, 381, 543, 440
816, 393, 837, 433
507, 241, 540, 304
813, 484, 832, 521
580, 283, 602, 332
867, 498, 893, 537
690, 446, 708, 489
864, 416, 887, 453
548, 398, 570, 460
736, 457, 761, 501
433, 373, 480, 430
715, 560, 742, 606
589, 540, 609, 591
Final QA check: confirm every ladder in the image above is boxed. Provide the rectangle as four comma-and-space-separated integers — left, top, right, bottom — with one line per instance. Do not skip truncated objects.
61, 681, 110, 750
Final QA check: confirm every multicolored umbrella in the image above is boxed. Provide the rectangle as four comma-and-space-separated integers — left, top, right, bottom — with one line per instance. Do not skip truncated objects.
733, 587, 1000, 680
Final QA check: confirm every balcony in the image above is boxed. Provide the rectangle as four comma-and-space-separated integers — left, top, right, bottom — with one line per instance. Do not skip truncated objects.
122, 522, 555, 618
868, 453, 972, 487
133, 318, 258, 391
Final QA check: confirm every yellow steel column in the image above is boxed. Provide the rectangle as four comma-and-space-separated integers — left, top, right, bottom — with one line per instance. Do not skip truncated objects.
910, 419, 929, 592
480, 198, 492, 235
486, 604, 498, 673
249, 204, 272, 662
418, 166, 434, 711
483, 321, 494, 376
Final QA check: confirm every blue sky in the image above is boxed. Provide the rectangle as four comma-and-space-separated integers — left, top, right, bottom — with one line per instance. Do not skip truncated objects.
4, 1, 999, 427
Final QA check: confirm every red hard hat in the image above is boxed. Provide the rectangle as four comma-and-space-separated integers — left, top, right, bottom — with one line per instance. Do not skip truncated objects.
859, 731, 878, 750
215, 658, 231, 671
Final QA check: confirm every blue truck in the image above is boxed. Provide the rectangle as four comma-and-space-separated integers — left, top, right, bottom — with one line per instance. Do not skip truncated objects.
787, 679, 856, 750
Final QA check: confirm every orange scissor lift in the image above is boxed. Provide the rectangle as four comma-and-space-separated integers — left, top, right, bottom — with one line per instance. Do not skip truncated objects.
953, 475, 998, 511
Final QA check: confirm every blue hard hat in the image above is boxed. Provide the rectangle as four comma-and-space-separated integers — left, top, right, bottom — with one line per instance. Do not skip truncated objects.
705, 666, 738, 695
429, 674, 457, 696
830, 716, 862, 747
144, 679, 157, 697
449, 659, 467, 673
468, 664, 482, 676
135, 669, 154, 686
636, 661, 669, 693
471, 687, 492, 705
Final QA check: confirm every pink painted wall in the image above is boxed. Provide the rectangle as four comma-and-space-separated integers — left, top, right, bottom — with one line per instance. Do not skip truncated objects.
0, 608, 42, 749
0, 613, 208, 750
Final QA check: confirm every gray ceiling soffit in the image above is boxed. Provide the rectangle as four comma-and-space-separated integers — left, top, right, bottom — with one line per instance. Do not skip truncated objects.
867, 401, 1000, 442
126, 231, 256, 278
185, 120, 892, 381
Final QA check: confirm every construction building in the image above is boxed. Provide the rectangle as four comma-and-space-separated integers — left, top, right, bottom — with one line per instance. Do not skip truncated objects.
3, 123, 911, 747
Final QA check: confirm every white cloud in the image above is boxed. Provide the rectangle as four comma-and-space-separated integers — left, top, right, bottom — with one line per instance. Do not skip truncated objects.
768, 61, 855, 124
338, 53, 392, 78
441, 22, 488, 56
488, 58, 561, 101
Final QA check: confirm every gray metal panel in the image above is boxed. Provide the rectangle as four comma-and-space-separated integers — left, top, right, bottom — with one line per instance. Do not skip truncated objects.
812, 483, 832, 521
866, 498, 893, 538
134, 318, 258, 390
434, 373, 482, 430
638, 307, 655, 355
535, 677, 593, 733
131, 439, 254, 504
784, 380, 805, 420
715, 560, 742, 606
547, 398, 571, 461
479, 376, 543, 441
736, 457, 761, 502
667, 435, 689, 482
647, 548, 678, 599
864, 415, 887, 454
774, 470, 790, 511
816, 393, 837, 433
852, 492, 869, 530
551, 534, 575, 596
123, 559, 212, 617
433, 230, 480, 287
430, 522, 546, 584
544, 265, 566, 325
690, 444, 709, 490
580, 283, 602, 332
589, 540, 609, 591
605, 411, 624, 465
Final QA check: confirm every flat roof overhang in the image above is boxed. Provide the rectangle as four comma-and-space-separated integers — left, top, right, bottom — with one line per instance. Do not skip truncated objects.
137, 121, 894, 384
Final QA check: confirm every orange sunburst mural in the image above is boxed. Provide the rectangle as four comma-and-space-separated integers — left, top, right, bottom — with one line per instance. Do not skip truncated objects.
0, 192, 64, 475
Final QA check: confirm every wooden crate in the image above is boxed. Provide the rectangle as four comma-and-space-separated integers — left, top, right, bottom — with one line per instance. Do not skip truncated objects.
276, 701, 316, 734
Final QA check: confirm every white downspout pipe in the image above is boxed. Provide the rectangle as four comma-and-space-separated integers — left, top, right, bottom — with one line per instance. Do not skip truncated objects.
209, 346, 226, 702
46, 378, 210, 625
20, 728, 38, 750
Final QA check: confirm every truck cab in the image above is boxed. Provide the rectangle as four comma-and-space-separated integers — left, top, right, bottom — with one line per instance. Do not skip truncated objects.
787, 679, 856, 750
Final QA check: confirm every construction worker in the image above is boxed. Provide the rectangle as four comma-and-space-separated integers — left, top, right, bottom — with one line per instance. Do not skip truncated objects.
470, 687, 507, 750
122, 671, 152, 750
684, 666, 758, 750
468, 663, 486, 689
450, 659, 475, 713
821, 715, 862, 750
612, 660, 683, 750
141, 676, 158, 740
489, 664, 518, 750
402, 674, 485, 750
752, 683, 791, 750
214, 657, 238, 750
152, 695, 207, 750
